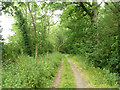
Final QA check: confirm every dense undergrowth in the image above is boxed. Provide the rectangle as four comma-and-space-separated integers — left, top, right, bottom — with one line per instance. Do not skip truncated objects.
2, 52, 62, 88
68, 55, 119, 88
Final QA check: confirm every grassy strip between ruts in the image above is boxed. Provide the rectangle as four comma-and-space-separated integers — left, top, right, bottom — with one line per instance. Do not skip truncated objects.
58, 55, 75, 88
68, 55, 119, 88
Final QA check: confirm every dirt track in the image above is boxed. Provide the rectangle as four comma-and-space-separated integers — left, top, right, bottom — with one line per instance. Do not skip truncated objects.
66, 56, 87, 88
52, 56, 87, 88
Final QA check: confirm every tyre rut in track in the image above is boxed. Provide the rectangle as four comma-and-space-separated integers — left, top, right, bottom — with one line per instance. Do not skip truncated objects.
66, 56, 87, 88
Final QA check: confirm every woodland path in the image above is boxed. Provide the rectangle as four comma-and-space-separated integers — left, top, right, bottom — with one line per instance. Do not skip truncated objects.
52, 56, 87, 88
66, 56, 87, 88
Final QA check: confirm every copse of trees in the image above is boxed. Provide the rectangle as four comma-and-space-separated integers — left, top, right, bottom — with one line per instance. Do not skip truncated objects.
53, 2, 120, 74
1, 2, 55, 61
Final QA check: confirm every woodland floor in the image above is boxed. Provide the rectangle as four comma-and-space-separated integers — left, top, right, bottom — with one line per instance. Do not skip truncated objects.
52, 56, 88, 88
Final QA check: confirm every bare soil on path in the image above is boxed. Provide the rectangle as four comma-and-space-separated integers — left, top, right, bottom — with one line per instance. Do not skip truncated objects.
52, 59, 63, 88
66, 56, 88, 88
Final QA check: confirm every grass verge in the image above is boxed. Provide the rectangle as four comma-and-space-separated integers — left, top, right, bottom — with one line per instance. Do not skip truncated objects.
0, 67, 1, 89
2, 52, 62, 88
58, 55, 75, 88
68, 55, 119, 88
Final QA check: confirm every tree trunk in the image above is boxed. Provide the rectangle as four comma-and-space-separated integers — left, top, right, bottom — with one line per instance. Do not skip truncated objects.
91, 2, 98, 25
28, 3, 38, 58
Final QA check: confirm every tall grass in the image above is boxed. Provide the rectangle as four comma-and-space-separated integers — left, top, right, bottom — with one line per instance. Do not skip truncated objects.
2, 52, 62, 88
0, 64, 2, 89
68, 55, 119, 88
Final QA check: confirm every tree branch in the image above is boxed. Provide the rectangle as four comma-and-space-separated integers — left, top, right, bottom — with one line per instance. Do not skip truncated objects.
85, 2, 92, 7
92, 1, 103, 10
105, 2, 119, 14
79, 2, 92, 17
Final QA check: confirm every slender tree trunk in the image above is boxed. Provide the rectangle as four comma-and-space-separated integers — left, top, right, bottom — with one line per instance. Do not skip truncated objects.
91, 2, 98, 25
44, 9, 47, 54
28, 3, 38, 58
91, 2, 99, 60
47, 19, 50, 53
